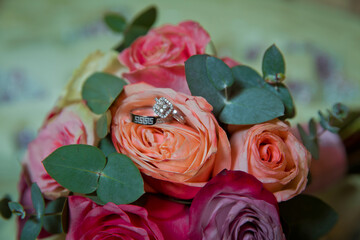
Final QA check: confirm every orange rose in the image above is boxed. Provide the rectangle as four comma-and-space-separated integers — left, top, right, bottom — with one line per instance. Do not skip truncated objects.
230, 121, 311, 202
111, 83, 231, 199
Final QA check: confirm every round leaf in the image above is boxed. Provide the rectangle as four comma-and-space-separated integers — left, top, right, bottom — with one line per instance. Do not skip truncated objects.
43, 197, 66, 234
185, 54, 226, 115
232, 65, 265, 89
99, 137, 117, 157
31, 183, 45, 219
20, 217, 43, 240
97, 153, 144, 205
262, 44, 285, 80
131, 6, 157, 28
96, 111, 110, 139
104, 12, 126, 33
43, 144, 107, 194
264, 82, 296, 119
8, 202, 26, 219
219, 88, 284, 124
279, 194, 338, 240
205, 56, 234, 90
82, 72, 127, 115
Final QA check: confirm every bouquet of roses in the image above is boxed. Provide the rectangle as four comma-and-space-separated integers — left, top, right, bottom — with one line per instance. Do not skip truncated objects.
1, 6, 349, 240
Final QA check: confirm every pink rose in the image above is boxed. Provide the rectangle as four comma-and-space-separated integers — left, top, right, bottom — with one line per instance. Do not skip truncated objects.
189, 170, 285, 239
230, 121, 311, 202
144, 195, 190, 240
67, 196, 163, 240
25, 103, 95, 199
111, 83, 231, 199
293, 125, 347, 193
118, 21, 210, 94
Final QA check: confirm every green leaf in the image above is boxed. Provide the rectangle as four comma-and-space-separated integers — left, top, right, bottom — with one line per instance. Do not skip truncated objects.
31, 183, 45, 219
232, 65, 265, 89
104, 12, 126, 33
279, 194, 338, 240
61, 198, 69, 234
97, 153, 144, 204
219, 88, 284, 124
43, 198, 66, 234
20, 217, 43, 240
185, 54, 226, 115
8, 202, 25, 219
297, 123, 319, 159
262, 44, 285, 81
331, 102, 349, 121
96, 111, 110, 139
0, 195, 12, 219
264, 83, 296, 119
99, 136, 117, 157
115, 6, 157, 52
205, 56, 234, 90
131, 6, 157, 29
319, 111, 339, 133
43, 144, 107, 194
308, 118, 317, 138
82, 72, 127, 115
86, 195, 106, 205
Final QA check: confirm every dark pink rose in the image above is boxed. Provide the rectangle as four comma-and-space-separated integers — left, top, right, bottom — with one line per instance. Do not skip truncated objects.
67, 196, 164, 240
25, 103, 95, 199
118, 21, 210, 94
189, 170, 285, 240
144, 195, 190, 240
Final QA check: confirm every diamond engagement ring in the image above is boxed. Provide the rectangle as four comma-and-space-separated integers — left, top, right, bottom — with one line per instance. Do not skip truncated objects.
153, 97, 186, 124
130, 97, 186, 125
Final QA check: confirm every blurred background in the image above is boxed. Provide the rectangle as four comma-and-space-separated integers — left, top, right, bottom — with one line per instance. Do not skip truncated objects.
0, 0, 359, 239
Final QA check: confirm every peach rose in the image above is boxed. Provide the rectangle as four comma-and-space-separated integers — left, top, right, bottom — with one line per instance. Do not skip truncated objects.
118, 21, 210, 94
230, 121, 311, 202
25, 103, 96, 199
111, 83, 231, 199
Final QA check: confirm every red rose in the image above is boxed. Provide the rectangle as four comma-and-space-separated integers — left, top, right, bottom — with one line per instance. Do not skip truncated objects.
189, 170, 285, 239
67, 196, 163, 240
144, 195, 190, 240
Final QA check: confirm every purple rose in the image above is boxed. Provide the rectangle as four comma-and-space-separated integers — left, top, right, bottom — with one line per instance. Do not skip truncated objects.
189, 170, 285, 240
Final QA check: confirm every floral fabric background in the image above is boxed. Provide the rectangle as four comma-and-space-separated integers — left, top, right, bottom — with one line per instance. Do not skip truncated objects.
0, 0, 359, 239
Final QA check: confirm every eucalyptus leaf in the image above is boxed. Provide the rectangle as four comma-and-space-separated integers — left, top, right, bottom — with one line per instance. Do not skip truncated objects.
220, 88, 284, 124
308, 118, 317, 138
232, 65, 265, 89
297, 124, 319, 159
20, 216, 43, 240
43, 198, 66, 234
99, 136, 117, 157
31, 183, 45, 219
319, 111, 339, 133
0, 195, 12, 219
82, 72, 127, 115
206, 56, 234, 90
115, 6, 157, 52
262, 44, 285, 81
96, 111, 110, 139
61, 198, 69, 234
104, 12, 126, 33
264, 83, 295, 119
279, 194, 338, 240
131, 6, 157, 29
43, 144, 107, 194
97, 153, 144, 205
8, 202, 25, 219
185, 54, 226, 115
331, 102, 349, 121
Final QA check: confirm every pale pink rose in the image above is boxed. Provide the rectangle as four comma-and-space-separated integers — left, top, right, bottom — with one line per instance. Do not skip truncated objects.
118, 21, 210, 94
25, 103, 95, 199
230, 121, 311, 201
292, 125, 347, 192
67, 196, 163, 240
111, 83, 231, 199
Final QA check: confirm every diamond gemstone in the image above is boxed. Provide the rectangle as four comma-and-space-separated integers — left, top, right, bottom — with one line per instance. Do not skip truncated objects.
153, 97, 173, 118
